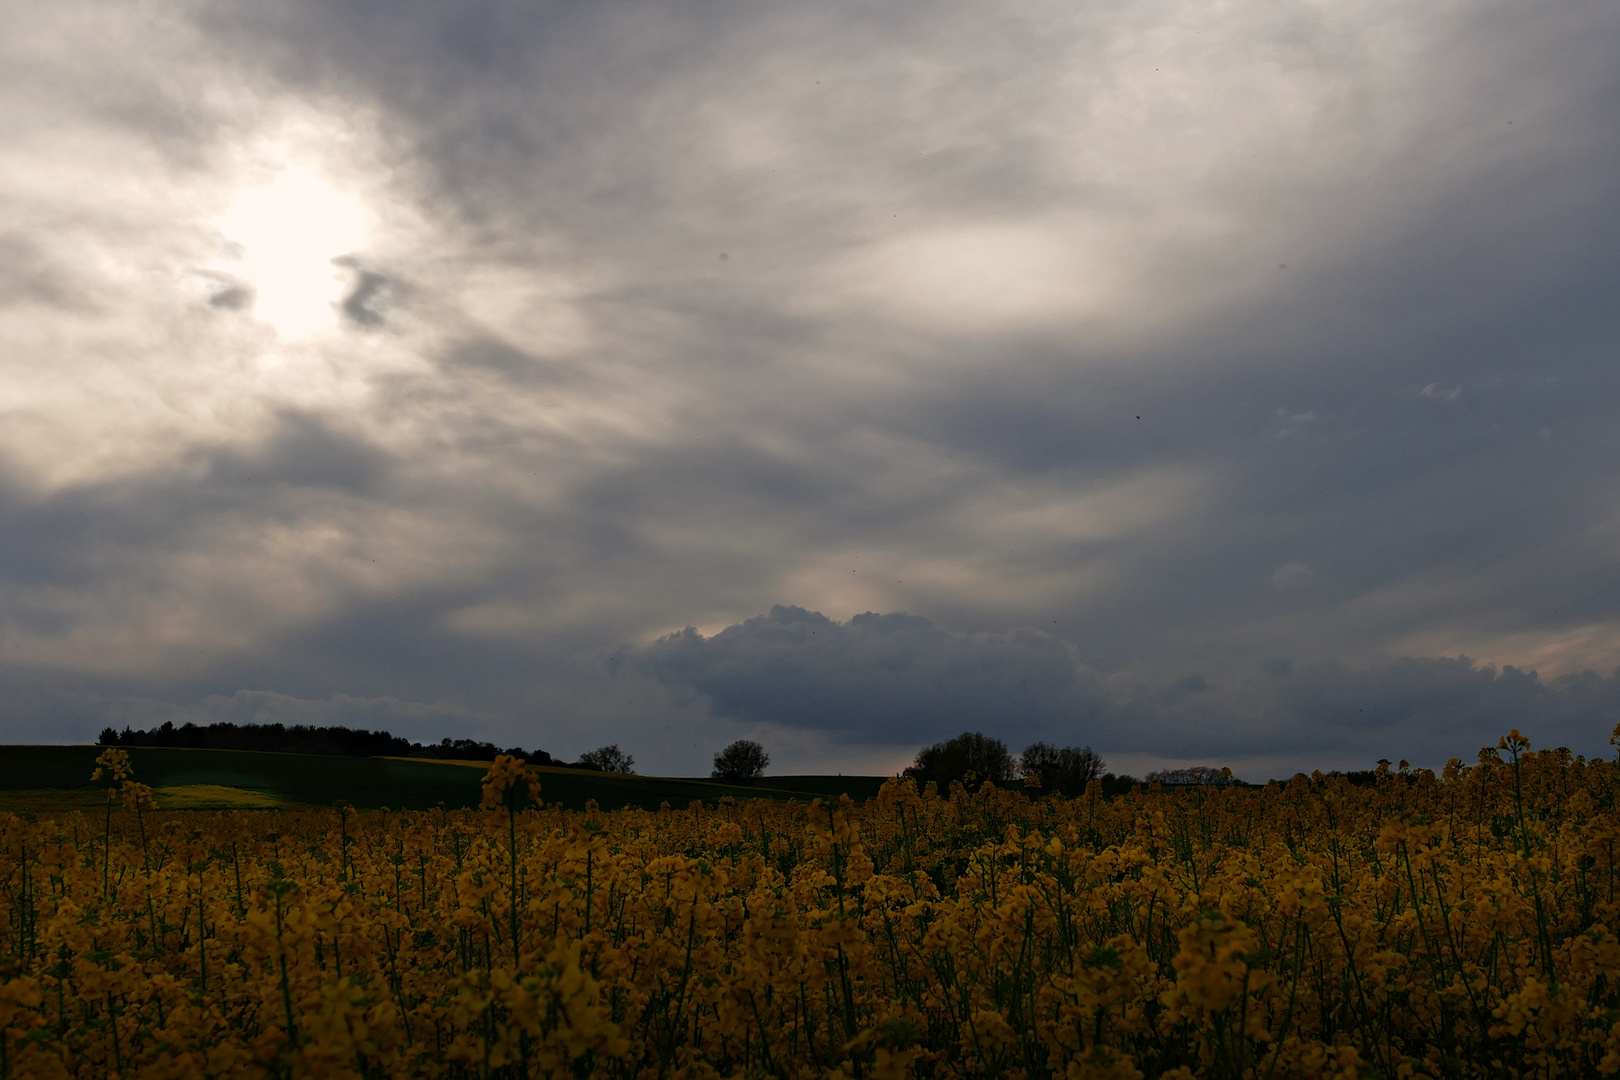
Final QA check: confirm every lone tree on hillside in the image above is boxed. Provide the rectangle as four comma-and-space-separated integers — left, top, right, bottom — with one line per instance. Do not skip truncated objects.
1020, 742, 1106, 796
712, 739, 770, 783
906, 731, 1014, 792
575, 744, 635, 774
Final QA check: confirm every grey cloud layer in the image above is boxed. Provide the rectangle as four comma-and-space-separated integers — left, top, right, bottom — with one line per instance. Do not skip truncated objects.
632, 606, 1104, 742
1, 0, 1617, 772
0, 676, 495, 746
630, 608, 1620, 769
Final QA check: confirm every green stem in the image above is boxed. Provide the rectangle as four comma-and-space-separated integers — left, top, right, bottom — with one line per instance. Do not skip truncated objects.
102, 790, 113, 901
508, 806, 520, 966
197, 889, 208, 996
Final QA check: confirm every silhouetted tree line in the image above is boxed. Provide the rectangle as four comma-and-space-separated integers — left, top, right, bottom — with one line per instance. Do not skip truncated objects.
904, 731, 1142, 796
96, 721, 1260, 792
907, 735, 1134, 793
96, 721, 557, 765
1144, 765, 1236, 786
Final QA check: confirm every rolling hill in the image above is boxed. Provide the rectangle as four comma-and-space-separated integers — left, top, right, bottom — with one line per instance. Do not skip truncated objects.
0, 745, 890, 812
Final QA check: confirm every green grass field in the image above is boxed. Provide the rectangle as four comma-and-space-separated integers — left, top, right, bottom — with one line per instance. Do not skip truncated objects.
0, 745, 890, 813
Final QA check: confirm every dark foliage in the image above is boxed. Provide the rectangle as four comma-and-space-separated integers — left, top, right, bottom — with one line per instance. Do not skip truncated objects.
1145, 765, 1237, 786
1019, 742, 1106, 796
1321, 769, 1386, 787
906, 731, 1014, 792
95, 722, 554, 765
574, 744, 636, 774
1097, 772, 1140, 796
712, 739, 770, 783
422, 737, 554, 765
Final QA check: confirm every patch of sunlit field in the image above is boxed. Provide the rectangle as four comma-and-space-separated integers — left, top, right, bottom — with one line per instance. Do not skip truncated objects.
0, 789, 109, 815
152, 785, 288, 810
0, 786, 288, 816
4, 734, 1620, 1079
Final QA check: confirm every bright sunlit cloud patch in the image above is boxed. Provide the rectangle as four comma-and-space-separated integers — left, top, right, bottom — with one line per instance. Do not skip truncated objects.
217, 167, 370, 338
822, 220, 1129, 334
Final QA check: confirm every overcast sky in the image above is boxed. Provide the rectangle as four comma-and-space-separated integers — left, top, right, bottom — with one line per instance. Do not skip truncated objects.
3, 0, 1618, 778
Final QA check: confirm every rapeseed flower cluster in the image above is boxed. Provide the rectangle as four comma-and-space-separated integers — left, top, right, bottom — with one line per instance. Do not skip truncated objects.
1, 729, 1619, 1076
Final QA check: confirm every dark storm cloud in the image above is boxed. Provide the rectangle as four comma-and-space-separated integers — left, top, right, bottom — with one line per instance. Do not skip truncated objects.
3, 0, 1620, 773
1238, 657, 1620, 766
0, 233, 90, 313
1134, 657, 1620, 764
333, 257, 394, 327
442, 338, 558, 385
0, 670, 493, 746
0, 412, 391, 585
0, 412, 398, 679
217, 588, 538, 704
277, 0, 1620, 692
875, 265, 1620, 676
206, 283, 253, 311
203, 412, 394, 495
632, 608, 1620, 769
631, 605, 1106, 744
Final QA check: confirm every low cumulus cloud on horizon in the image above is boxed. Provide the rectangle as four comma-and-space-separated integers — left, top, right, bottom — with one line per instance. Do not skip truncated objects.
2, 0, 1619, 775
626, 606, 1620, 772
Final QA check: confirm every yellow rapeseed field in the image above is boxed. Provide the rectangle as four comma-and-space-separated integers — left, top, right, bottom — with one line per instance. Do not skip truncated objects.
4, 731, 1620, 1078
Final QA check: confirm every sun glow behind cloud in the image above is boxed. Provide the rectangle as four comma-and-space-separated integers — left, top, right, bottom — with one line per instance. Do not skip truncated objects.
2, 0, 1618, 771
216, 167, 370, 338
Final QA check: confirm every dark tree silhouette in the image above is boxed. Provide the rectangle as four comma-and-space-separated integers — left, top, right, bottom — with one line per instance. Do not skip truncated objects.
93, 722, 555, 764
1019, 742, 1106, 796
575, 744, 636, 774
906, 731, 1014, 792
712, 739, 769, 783
1145, 765, 1236, 786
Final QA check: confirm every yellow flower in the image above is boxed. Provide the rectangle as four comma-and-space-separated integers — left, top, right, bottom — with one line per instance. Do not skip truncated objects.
480, 753, 542, 810
120, 780, 158, 811
91, 745, 133, 783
